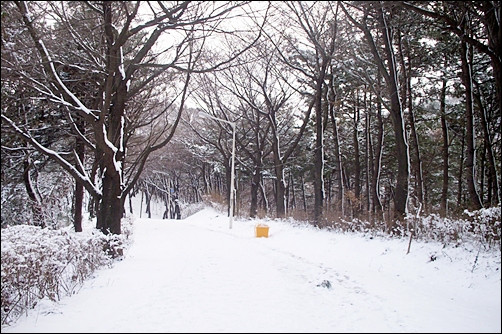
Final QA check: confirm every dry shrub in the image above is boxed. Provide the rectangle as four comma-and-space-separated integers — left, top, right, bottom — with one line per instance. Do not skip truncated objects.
202, 192, 227, 213
1, 217, 134, 326
286, 205, 501, 249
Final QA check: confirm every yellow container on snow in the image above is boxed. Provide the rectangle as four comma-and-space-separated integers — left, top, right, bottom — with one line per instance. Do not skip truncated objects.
255, 224, 269, 238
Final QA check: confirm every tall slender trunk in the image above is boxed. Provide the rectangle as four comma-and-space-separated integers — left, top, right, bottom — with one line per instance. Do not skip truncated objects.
371, 73, 384, 218
225, 162, 233, 217
364, 90, 370, 214
378, 8, 409, 226
301, 174, 307, 212
289, 171, 296, 211
328, 76, 344, 216
73, 119, 85, 232
480, 143, 486, 202
353, 90, 361, 218
259, 177, 269, 215
314, 67, 327, 224
460, 41, 483, 210
457, 129, 465, 208
402, 38, 424, 213
440, 78, 449, 217
274, 159, 286, 219
473, 81, 500, 205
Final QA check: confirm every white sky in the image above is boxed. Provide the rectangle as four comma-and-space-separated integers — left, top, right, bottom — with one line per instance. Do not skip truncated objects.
2, 199, 501, 333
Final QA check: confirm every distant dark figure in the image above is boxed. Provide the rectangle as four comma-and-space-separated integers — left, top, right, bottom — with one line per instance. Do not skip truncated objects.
174, 199, 181, 220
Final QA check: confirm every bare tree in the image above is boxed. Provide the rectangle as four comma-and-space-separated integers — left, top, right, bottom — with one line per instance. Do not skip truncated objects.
3, 1, 263, 234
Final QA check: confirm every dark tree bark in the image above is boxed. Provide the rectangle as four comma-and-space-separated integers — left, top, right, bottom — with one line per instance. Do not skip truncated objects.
364, 90, 370, 214
473, 80, 500, 205
352, 91, 361, 218
440, 78, 449, 217
371, 72, 384, 218
259, 177, 269, 215
250, 164, 262, 218
459, 41, 483, 210
457, 127, 466, 208
23, 155, 44, 228
289, 171, 297, 211
74, 171, 84, 232
313, 62, 329, 224
73, 118, 85, 232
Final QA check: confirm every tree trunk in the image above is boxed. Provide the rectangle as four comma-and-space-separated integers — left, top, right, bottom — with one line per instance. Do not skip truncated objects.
289, 171, 296, 211
95, 1, 128, 234
440, 78, 449, 217
259, 177, 269, 215
301, 174, 307, 213
74, 181, 84, 232
23, 156, 44, 228
459, 41, 483, 210
73, 119, 85, 232
145, 188, 151, 219
480, 1, 502, 152
313, 61, 329, 225
286, 171, 291, 212
406, 79, 424, 213
87, 148, 102, 219
364, 90, 370, 214
274, 161, 286, 219
129, 193, 133, 215
480, 143, 486, 203
371, 72, 384, 218
378, 8, 409, 227
398, 33, 424, 214
225, 161, 233, 217
457, 130, 465, 208
328, 76, 344, 216
140, 189, 143, 218
353, 91, 361, 218
270, 108, 286, 218
96, 167, 123, 235
250, 165, 261, 218
473, 81, 500, 206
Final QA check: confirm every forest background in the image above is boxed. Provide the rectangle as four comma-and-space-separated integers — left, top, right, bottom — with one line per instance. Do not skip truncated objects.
2, 1, 501, 326
1, 2, 500, 253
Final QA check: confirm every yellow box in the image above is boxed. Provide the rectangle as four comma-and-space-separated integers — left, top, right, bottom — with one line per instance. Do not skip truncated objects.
255, 225, 269, 238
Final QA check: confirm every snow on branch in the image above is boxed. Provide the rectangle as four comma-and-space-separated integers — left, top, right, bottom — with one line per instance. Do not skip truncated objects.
1, 114, 102, 199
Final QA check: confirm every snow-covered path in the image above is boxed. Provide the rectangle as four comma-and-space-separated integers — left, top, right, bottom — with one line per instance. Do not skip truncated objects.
2, 208, 501, 333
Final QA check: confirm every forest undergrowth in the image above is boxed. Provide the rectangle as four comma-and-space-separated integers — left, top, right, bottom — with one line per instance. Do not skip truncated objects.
1, 202, 500, 326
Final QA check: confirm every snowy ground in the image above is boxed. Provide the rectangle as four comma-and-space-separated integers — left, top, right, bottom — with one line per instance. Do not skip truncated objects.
2, 205, 501, 333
